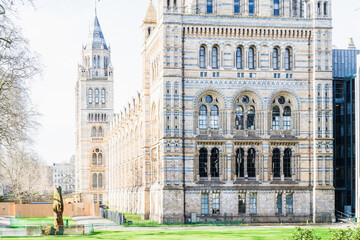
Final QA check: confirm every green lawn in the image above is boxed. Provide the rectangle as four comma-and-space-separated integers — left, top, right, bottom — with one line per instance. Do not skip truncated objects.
10, 217, 75, 228
0, 228, 330, 240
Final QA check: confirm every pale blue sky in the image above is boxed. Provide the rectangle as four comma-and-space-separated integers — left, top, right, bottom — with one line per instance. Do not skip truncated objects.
14, 0, 360, 165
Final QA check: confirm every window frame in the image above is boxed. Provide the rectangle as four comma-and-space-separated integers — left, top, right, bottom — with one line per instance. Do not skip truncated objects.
249, 193, 257, 214
200, 45, 207, 69
234, 0, 240, 14
212, 45, 219, 69
238, 193, 246, 214
201, 193, 209, 215
236, 47, 243, 69
273, 0, 280, 16
249, 0, 255, 14
212, 193, 220, 214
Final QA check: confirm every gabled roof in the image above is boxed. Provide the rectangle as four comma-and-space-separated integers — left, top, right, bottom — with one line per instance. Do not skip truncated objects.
143, 0, 157, 24
85, 12, 108, 50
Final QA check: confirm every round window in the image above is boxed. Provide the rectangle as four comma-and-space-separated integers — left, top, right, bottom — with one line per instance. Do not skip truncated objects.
205, 95, 213, 103
278, 96, 285, 104
242, 96, 250, 104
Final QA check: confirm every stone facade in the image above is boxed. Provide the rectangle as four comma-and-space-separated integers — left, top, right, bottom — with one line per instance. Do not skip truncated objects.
77, 0, 335, 223
75, 12, 114, 205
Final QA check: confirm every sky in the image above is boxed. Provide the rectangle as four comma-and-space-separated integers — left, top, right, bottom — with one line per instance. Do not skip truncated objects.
13, 0, 360, 165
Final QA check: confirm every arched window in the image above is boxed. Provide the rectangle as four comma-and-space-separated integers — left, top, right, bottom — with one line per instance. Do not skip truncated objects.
272, 148, 281, 178
236, 148, 244, 178
249, 0, 255, 14
98, 127, 103, 137
95, 89, 99, 104
88, 89, 93, 105
92, 153, 97, 165
98, 173, 103, 187
247, 148, 256, 178
92, 127, 97, 137
174, 0, 177, 8
292, 0, 297, 17
285, 48, 292, 70
283, 106, 292, 130
235, 106, 244, 130
199, 148, 208, 178
92, 173, 97, 188
272, 106, 280, 130
207, 0, 213, 14
317, 1, 321, 16
323, 2, 328, 16
248, 47, 255, 69
234, 0, 240, 13
98, 153, 103, 165
101, 89, 106, 104
247, 106, 255, 130
93, 56, 96, 68
200, 46, 206, 68
210, 105, 219, 129
97, 56, 100, 69
236, 47, 243, 69
199, 105, 207, 129
210, 148, 219, 178
273, 48, 280, 70
284, 148, 292, 178
274, 0, 280, 16
167, 0, 170, 10
212, 45, 219, 69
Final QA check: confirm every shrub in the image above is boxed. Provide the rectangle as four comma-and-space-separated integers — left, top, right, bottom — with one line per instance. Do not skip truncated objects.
290, 227, 321, 240
328, 227, 360, 240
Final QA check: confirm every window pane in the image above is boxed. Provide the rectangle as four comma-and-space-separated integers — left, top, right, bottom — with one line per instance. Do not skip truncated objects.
236, 148, 245, 178
250, 193, 257, 214
235, 106, 244, 130
248, 48, 255, 69
284, 149, 292, 178
92, 153, 97, 165
236, 48, 243, 69
234, 0, 240, 13
273, 48, 279, 69
249, 0, 255, 14
200, 46, 206, 68
283, 106, 292, 130
247, 107, 255, 130
272, 106, 280, 130
277, 194, 282, 214
274, 0, 280, 15
238, 193, 246, 213
207, 0, 213, 13
92, 173, 97, 188
212, 193, 220, 214
98, 173, 103, 188
272, 148, 281, 178
210, 105, 219, 129
201, 193, 209, 214
199, 148, 208, 178
199, 105, 207, 129
286, 194, 293, 214
212, 46, 218, 69
247, 148, 256, 178
211, 148, 220, 177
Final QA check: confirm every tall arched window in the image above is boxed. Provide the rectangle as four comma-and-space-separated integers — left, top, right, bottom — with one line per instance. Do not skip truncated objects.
93, 56, 96, 68
101, 89, 106, 104
210, 105, 219, 129
98, 173, 103, 187
88, 89, 93, 105
92, 173, 97, 188
247, 106, 255, 130
234, 0, 240, 13
210, 148, 219, 178
273, 48, 280, 70
284, 148, 292, 177
98, 153, 103, 165
285, 48, 292, 70
235, 106, 244, 130
274, 0, 280, 15
249, 0, 255, 14
95, 89, 100, 104
97, 56, 100, 69
272, 148, 281, 178
248, 47, 255, 69
98, 127, 103, 137
167, 0, 170, 10
283, 106, 292, 130
247, 148, 256, 178
317, 1, 321, 16
174, 0, 177, 8
292, 0, 297, 17
207, 0, 213, 13
200, 46, 206, 68
92, 127, 97, 137
272, 106, 280, 130
323, 2, 328, 16
199, 105, 208, 129
236, 148, 245, 178
236, 47, 243, 69
199, 148, 208, 178
92, 153, 97, 165
212, 45, 219, 69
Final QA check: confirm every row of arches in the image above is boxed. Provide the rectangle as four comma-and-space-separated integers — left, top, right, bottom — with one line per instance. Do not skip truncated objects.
199, 45, 293, 70
83, 55, 109, 69
88, 113, 107, 122
88, 88, 106, 105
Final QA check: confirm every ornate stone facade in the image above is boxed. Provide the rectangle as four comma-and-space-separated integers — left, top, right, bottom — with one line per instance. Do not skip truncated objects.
89, 0, 334, 223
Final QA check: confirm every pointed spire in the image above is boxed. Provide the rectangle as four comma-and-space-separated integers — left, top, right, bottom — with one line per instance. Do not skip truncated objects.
143, 0, 157, 24
85, 7, 108, 50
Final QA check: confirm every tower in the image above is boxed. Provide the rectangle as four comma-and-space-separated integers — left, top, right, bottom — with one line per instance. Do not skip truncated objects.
75, 9, 114, 204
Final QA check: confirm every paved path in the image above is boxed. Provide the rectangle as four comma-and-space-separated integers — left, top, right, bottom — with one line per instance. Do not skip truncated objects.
71, 216, 356, 232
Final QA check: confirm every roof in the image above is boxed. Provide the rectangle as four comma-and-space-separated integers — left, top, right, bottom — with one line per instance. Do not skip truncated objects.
143, 0, 157, 24
85, 12, 108, 50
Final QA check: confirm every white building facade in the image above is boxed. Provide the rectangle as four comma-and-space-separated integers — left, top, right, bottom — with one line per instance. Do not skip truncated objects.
53, 156, 76, 194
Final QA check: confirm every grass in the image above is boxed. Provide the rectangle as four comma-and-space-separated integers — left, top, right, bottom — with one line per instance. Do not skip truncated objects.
0, 228, 331, 239
10, 217, 75, 228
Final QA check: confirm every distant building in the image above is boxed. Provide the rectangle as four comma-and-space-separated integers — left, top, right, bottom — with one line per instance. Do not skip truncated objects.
53, 156, 76, 194
332, 38, 360, 216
